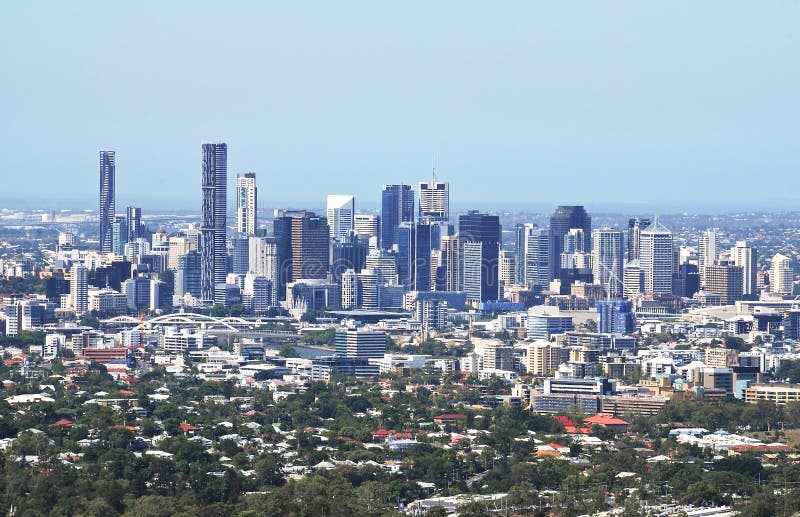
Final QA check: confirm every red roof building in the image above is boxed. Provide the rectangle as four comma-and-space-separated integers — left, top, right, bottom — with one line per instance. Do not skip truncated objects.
584, 414, 630, 432
433, 414, 467, 425
50, 419, 74, 428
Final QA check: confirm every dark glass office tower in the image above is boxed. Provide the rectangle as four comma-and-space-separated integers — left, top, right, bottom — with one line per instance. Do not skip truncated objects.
200, 142, 227, 301
549, 205, 591, 278
380, 184, 414, 250
458, 211, 501, 302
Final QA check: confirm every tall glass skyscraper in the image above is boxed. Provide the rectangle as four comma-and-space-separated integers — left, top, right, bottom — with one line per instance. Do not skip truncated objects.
458, 211, 501, 302
126, 206, 142, 242
549, 205, 591, 278
200, 142, 228, 301
99, 150, 115, 253
380, 184, 414, 250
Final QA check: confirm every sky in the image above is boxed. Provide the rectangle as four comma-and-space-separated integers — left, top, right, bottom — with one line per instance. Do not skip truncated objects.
1, 1, 798, 212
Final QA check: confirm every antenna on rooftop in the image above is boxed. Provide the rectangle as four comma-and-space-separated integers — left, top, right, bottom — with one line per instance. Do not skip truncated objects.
432, 153, 437, 183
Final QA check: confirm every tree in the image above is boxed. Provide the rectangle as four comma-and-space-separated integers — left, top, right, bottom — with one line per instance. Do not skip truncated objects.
210, 304, 228, 317
279, 344, 300, 358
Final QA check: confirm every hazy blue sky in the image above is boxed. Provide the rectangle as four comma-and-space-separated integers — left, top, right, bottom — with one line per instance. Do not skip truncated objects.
1, 2, 798, 211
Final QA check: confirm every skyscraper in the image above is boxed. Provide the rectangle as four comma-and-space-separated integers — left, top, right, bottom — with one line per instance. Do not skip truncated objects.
549, 206, 591, 278
326, 194, 355, 240
439, 234, 461, 292
731, 241, 758, 299
248, 236, 278, 304
200, 142, 228, 301
291, 213, 330, 280
99, 151, 115, 253
459, 211, 501, 302
771, 253, 793, 295
698, 229, 718, 283
626, 218, 650, 261
592, 228, 624, 298
704, 261, 744, 304
354, 214, 380, 240
70, 263, 88, 315
419, 180, 449, 223
236, 172, 257, 235
639, 219, 674, 294
522, 225, 551, 290
126, 206, 143, 243
380, 184, 414, 249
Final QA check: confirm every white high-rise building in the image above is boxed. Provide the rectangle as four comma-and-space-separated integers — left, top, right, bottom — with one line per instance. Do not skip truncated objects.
326, 194, 355, 240
248, 236, 278, 303
699, 229, 718, 283
70, 263, 88, 315
235, 172, 257, 235
639, 219, 674, 294
771, 253, 793, 295
592, 228, 624, 298
523, 226, 551, 289
623, 260, 644, 299
341, 269, 359, 309
418, 181, 449, 222
354, 214, 379, 239
731, 241, 758, 298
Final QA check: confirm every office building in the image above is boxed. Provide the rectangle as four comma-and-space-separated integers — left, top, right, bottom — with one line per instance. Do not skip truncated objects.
248, 236, 278, 303
639, 219, 674, 294
439, 235, 461, 292
4, 300, 47, 336
459, 211, 501, 302
354, 214, 380, 240
334, 328, 386, 359
235, 172, 257, 235
731, 241, 758, 299
200, 142, 228, 302
231, 233, 250, 275
550, 206, 591, 277
126, 206, 143, 243
292, 213, 330, 280
526, 311, 574, 340
499, 250, 516, 291
99, 150, 115, 253
704, 261, 744, 304
597, 299, 635, 334
418, 180, 449, 222
365, 249, 399, 285
168, 236, 196, 270
243, 273, 273, 310
771, 253, 793, 295
331, 234, 368, 283
627, 218, 650, 261
176, 250, 202, 299
381, 184, 414, 249
70, 263, 88, 315
592, 228, 624, 298
110, 217, 126, 256
698, 229, 718, 283
326, 194, 355, 240
523, 225, 551, 289
414, 223, 434, 292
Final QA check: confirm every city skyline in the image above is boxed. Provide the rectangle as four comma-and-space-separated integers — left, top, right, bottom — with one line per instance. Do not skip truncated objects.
2, 2, 799, 210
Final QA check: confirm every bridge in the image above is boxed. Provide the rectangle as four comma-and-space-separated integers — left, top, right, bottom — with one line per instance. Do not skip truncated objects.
101, 313, 296, 334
